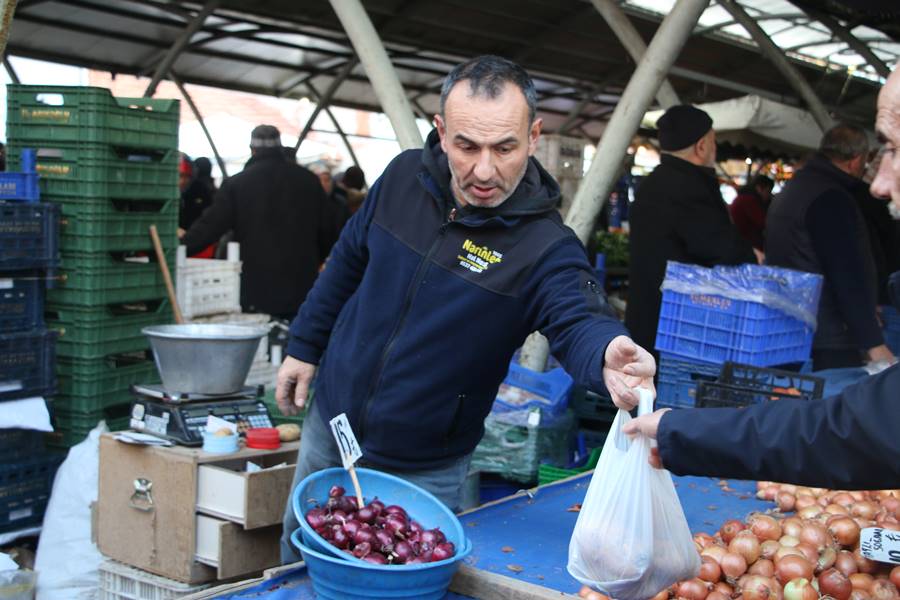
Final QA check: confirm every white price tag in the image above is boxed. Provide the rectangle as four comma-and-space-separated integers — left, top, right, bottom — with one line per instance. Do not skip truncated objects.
860, 527, 900, 565
329, 413, 362, 469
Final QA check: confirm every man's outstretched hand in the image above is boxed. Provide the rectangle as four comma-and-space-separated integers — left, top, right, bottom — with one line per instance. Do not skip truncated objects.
276, 356, 316, 416
602, 335, 656, 411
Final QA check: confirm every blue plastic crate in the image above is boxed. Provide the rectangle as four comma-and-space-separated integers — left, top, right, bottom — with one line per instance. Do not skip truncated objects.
0, 451, 65, 533
656, 290, 813, 366
0, 202, 60, 270
0, 148, 39, 203
0, 272, 45, 333
0, 329, 58, 401
492, 362, 574, 421
882, 305, 900, 355
656, 353, 722, 409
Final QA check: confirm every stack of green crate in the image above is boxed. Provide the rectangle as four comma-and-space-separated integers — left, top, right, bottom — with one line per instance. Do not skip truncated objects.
6, 85, 181, 447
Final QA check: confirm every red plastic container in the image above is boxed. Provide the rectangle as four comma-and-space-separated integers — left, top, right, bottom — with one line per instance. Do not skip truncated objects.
246, 427, 280, 450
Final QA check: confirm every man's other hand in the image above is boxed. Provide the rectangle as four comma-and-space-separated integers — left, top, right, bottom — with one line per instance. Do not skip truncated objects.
276, 356, 316, 416
602, 335, 656, 411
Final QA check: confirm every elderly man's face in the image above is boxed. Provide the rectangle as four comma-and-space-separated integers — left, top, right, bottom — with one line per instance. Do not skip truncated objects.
871, 70, 900, 208
435, 82, 541, 208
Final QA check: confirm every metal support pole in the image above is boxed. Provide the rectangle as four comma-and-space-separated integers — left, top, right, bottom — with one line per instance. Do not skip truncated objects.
805, 9, 891, 79
591, 0, 681, 109
171, 73, 228, 178
305, 80, 361, 168
143, 0, 220, 97
520, 0, 710, 372
3, 53, 18, 83
558, 66, 629, 134
294, 58, 358, 152
328, 0, 423, 150
718, 0, 834, 131
0, 0, 18, 59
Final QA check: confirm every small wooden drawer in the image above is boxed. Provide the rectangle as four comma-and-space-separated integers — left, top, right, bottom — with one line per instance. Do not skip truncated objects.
195, 515, 281, 580
196, 450, 296, 529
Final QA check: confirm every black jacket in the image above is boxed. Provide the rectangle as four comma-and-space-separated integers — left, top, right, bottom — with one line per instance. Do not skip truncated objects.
659, 359, 900, 490
287, 130, 627, 469
182, 149, 331, 318
179, 176, 216, 230
855, 190, 900, 306
625, 155, 755, 354
766, 156, 882, 352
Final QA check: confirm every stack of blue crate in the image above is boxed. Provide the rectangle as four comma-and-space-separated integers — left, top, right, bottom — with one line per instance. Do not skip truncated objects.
0, 149, 65, 534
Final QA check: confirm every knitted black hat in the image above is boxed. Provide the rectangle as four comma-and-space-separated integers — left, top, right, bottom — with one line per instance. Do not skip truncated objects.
656, 105, 713, 151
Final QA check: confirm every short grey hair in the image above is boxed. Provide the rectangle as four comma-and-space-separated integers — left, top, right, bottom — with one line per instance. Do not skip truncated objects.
819, 123, 869, 161
439, 55, 538, 123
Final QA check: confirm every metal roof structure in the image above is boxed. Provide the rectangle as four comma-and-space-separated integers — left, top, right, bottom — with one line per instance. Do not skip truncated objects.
8, 0, 899, 141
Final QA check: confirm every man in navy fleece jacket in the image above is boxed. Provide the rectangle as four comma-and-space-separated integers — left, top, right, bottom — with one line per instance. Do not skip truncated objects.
275, 55, 655, 563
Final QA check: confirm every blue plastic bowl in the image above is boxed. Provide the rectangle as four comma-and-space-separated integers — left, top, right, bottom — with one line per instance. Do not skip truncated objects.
292, 528, 472, 600
292, 467, 467, 566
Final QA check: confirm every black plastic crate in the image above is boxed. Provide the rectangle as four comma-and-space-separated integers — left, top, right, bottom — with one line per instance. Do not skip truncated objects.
571, 386, 617, 425
0, 272, 46, 333
718, 363, 825, 400
0, 329, 58, 401
0, 451, 65, 532
696, 380, 820, 409
0, 202, 60, 270
0, 428, 45, 460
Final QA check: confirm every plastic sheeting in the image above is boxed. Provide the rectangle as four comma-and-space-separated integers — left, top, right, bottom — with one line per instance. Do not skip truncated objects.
661, 261, 823, 329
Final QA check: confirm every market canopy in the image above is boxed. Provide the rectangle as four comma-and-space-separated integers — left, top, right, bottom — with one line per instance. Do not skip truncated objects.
7, 0, 900, 139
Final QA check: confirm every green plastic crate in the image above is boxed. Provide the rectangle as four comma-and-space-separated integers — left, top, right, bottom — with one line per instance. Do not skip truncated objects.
47, 298, 172, 358
48, 403, 132, 448
8, 142, 177, 201
48, 250, 174, 306
56, 352, 158, 401
58, 197, 178, 252
537, 446, 602, 486
7, 85, 180, 150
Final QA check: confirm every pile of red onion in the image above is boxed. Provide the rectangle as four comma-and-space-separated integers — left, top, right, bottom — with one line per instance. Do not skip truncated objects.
579, 485, 900, 600
304, 485, 456, 565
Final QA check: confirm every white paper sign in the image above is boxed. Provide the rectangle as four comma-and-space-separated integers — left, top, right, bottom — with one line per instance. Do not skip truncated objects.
329, 413, 362, 469
205, 415, 237, 434
860, 527, 900, 565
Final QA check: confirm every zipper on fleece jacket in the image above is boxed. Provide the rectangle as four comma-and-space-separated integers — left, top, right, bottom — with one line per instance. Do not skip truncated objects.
357, 207, 457, 443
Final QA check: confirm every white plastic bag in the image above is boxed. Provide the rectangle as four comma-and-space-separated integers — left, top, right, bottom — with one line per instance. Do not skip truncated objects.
567, 389, 699, 599
35, 422, 107, 600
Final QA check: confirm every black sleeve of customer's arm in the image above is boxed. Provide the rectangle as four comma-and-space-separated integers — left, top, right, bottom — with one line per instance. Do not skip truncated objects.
657, 364, 900, 490
181, 184, 235, 255
806, 193, 884, 349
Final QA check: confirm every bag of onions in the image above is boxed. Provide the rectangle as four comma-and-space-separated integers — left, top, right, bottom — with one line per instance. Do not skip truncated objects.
567, 388, 700, 599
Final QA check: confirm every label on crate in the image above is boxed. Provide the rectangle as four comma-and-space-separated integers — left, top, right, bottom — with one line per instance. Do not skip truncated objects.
860, 527, 900, 565
329, 413, 362, 469
8, 507, 33, 521
0, 278, 12, 289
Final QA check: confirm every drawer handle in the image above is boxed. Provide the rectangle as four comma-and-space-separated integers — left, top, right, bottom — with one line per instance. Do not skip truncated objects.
129, 478, 154, 512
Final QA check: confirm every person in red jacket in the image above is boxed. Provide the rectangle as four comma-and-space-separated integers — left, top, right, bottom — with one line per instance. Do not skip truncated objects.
729, 174, 773, 252
618, 67, 900, 491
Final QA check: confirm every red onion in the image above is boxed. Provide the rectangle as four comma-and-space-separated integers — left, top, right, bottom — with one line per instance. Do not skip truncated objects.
369, 499, 385, 515
328, 485, 345, 498
356, 506, 376, 524
306, 508, 327, 530
819, 567, 853, 600
364, 552, 388, 564
384, 505, 408, 519
385, 514, 408, 536
392, 540, 414, 564
352, 541, 372, 558
432, 542, 455, 562
343, 519, 362, 537
374, 529, 394, 553
332, 528, 350, 549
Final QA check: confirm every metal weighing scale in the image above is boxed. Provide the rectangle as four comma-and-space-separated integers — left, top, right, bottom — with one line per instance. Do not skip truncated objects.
129, 383, 274, 446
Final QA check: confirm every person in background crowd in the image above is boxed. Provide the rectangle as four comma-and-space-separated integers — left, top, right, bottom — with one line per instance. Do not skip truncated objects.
766, 123, 895, 370
338, 165, 368, 214
308, 161, 351, 257
626, 105, 756, 359
179, 125, 331, 319
620, 67, 900, 491
729, 174, 774, 252
178, 153, 192, 194
179, 157, 217, 231
275, 55, 656, 564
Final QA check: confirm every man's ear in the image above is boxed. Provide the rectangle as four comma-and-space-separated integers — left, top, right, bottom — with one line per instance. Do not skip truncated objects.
528, 117, 543, 156
435, 114, 448, 153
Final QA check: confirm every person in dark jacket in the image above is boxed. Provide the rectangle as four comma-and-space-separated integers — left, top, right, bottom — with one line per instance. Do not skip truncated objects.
766, 123, 895, 370
626, 105, 756, 357
620, 68, 900, 491
729, 174, 774, 252
179, 157, 217, 231
180, 125, 331, 319
276, 55, 656, 563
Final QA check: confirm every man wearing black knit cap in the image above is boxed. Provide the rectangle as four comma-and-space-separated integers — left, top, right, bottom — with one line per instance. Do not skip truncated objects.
626, 105, 755, 360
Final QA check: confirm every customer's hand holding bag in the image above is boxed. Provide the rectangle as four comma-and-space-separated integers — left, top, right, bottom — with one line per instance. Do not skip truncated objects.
567, 388, 699, 599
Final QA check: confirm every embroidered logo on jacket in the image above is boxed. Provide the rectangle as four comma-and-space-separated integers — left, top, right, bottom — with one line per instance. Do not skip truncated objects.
458, 239, 503, 273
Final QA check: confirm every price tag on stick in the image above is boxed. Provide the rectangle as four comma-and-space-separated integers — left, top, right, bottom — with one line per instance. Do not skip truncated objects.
329, 413, 364, 509
860, 527, 900, 565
